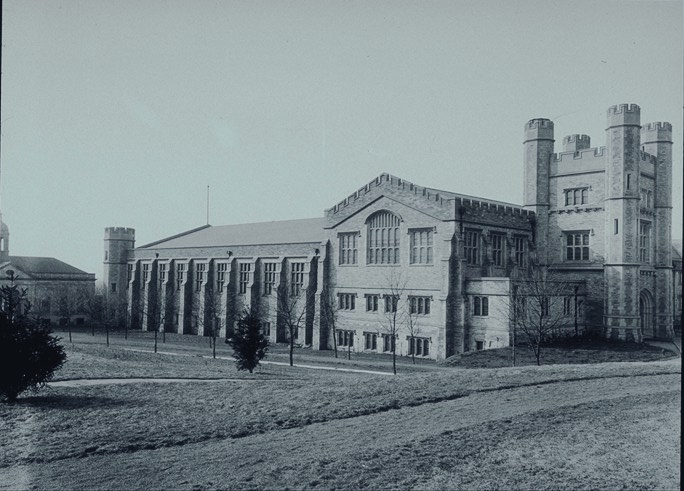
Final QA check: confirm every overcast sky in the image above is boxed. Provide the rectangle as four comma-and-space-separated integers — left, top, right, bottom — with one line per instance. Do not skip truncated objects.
1, 0, 682, 279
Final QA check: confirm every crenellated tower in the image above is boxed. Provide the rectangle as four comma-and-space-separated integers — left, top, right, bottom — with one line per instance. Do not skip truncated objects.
523, 118, 554, 265
103, 227, 136, 298
641, 121, 674, 339
603, 104, 642, 341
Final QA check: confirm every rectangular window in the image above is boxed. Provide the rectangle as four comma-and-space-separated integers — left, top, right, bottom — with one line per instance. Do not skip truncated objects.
176, 263, 186, 290
475, 340, 484, 351
239, 263, 251, 294
364, 332, 378, 350
337, 293, 356, 311
381, 333, 396, 353
110, 283, 117, 293
639, 221, 651, 263
563, 296, 572, 316
541, 297, 549, 317
195, 263, 206, 291
564, 187, 589, 206
337, 330, 354, 348
384, 295, 399, 313
142, 263, 150, 283
626, 173, 631, 190
408, 337, 430, 357
409, 296, 431, 315
464, 230, 480, 265
159, 263, 167, 286
339, 233, 359, 265
365, 294, 379, 312
290, 262, 305, 296
614, 219, 619, 235
514, 237, 527, 267
263, 262, 277, 295
127, 263, 134, 285
491, 233, 505, 267
472, 296, 489, 317
262, 321, 271, 337
410, 229, 434, 264
565, 232, 590, 261
216, 263, 227, 292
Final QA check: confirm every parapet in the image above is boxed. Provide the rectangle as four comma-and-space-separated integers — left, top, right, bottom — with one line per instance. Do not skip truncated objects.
562, 134, 591, 152
105, 227, 136, 240
524, 118, 554, 142
607, 103, 640, 127
641, 122, 672, 143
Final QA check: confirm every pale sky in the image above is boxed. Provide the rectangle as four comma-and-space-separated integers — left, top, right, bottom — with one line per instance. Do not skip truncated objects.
1, 0, 682, 279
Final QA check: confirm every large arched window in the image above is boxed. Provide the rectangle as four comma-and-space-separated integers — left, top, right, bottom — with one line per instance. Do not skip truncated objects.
367, 211, 401, 264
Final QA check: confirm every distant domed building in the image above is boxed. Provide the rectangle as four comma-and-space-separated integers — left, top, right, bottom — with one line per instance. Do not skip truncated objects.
0, 214, 96, 324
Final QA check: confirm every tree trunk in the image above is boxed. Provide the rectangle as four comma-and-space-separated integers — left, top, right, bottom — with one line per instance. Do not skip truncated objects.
535, 341, 541, 366
106, 325, 110, 347
332, 327, 338, 358
68, 323, 72, 344
91, 324, 95, 336
162, 326, 165, 343
154, 329, 158, 353
289, 336, 294, 367
213, 335, 216, 359
392, 346, 397, 375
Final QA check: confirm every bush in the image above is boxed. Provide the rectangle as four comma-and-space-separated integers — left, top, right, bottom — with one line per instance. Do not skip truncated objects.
227, 309, 269, 373
0, 280, 67, 403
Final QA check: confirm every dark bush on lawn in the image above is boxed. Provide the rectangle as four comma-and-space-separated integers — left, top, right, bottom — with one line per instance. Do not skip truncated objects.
227, 309, 269, 373
0, 278, 66, 403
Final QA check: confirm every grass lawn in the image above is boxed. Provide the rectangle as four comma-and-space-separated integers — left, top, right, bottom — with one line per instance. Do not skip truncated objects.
1, 331, 680, 490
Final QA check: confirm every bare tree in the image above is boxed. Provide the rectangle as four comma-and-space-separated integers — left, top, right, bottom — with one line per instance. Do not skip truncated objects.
87, 286, 125, 347
406, 300, 422, 365
381, 271, 408, 375
194, 285, 225, 359
56, 290, 82, 344
320, 286, 339, 358
510, 265, 575, 366
275, 285, 308, 367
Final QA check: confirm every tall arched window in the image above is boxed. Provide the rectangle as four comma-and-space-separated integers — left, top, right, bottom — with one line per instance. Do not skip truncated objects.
367, 211, 401, 264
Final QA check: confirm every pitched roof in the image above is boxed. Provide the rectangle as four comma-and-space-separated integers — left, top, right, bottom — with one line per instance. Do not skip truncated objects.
8, 256, 91, 275
138, 218, 326, 250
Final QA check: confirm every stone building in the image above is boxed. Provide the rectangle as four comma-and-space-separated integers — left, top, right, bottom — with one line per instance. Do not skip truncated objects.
0, 216, 96, 323
105, 103, 675, 360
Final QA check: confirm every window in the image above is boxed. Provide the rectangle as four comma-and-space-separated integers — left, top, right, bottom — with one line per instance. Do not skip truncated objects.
384, 295, 399, 313
472, 296, 489, 316
641, 189, 653, 208
263, 263, 277, 295
367, 211, 401, 265
626, 173, 631, 190
464, 230, 481, 265
105, 251, 109, 261
159, 263, 167, 288
614, 219, 619, 235
239, 263, 251, 294
408, 337, 430, 357
381, 333, 396, 352
565, 232, 590, 261
290, 262, 305, 296
262, 321, 271, 337
142, 263, 150, 283
176, 263, 186, 289
564, 187, 589, 206
216, 263, 227, 292
475, 340, 484, 351
366, 294, 379, 312
127, 263, 134, 285
541, 296, 549, 317
491, 233, 505, 267
514, 237, 527, 267
337, 293, 356, 310
337, 330, 354, 348
563, 296, 572, 316
409, 296, 431, 315
195, 263, 206, 291
339, 233, 359, 265
639, 221, 651, 263
410, 229, 434, 264
110, 283, 117, 293
364, 332, 378, 350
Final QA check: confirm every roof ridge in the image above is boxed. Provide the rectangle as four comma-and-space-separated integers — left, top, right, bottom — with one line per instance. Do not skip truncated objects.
138, 224, 212, 249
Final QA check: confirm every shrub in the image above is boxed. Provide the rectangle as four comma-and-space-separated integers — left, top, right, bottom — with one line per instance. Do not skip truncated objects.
227, 309, 269, 373
0, 278, 67, 403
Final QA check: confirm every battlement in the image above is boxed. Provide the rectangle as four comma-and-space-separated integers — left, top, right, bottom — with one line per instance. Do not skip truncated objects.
639, 151, 658, 165
325, 173, 451, 216
454, 196, 534, 217
105, 227, 136, 240
641, 122, 673, 143
607, 103, 641, 127
524, 118, 554, 141
552, 146, 605, 163
562, 134, 591, 152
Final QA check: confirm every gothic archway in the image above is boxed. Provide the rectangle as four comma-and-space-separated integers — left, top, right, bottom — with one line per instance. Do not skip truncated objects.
639, 289, 655, 339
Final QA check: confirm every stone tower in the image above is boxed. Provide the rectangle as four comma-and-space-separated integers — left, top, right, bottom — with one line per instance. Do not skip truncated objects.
603, 104, 642, 341
523, 118, 554, 265
641, 121, 674, 339
103, 227, 135, 297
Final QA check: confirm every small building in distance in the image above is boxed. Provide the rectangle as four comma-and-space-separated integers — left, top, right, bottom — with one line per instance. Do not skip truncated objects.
0, 216, 96, 324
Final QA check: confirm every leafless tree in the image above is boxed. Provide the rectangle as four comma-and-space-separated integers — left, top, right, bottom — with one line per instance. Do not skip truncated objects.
194, 285, 225, 359
381, 271, 408, 375
87, 286, 125, 347
56, 290, 83, 344
320, 286, 339, 358
406, 300, 422, 365
275, 285, 308, 367
510, 265, 575, 366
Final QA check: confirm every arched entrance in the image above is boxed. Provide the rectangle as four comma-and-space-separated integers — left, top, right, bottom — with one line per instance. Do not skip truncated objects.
639, 290, 655, 339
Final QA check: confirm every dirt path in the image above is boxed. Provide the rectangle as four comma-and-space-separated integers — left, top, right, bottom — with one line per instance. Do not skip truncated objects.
8, 372, 679, 490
